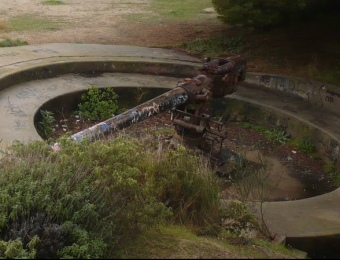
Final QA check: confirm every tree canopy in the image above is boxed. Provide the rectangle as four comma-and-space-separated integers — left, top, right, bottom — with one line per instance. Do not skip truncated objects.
212, 0, 340, 30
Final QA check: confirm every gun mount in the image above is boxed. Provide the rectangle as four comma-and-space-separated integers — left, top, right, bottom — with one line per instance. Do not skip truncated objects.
68, 55, 247, 151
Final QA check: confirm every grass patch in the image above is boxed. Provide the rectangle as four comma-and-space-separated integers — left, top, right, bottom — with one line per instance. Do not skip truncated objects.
8, 15, 62, 31
115, 225, 303, 259
183, 36, 245, 57
0, 38, 28, 47
151, 0, 213, 22
125, 0, 214, 23
41, 0, 65, 5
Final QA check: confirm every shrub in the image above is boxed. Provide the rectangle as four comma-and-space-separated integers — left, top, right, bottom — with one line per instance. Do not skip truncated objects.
220, 200, 258, 237
0, 133, 221, 258
77, 85, 119, 121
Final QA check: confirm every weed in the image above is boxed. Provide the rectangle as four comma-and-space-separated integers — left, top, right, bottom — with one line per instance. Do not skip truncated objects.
290, 138, 317, 156
77, 85, 120, 121
37, 110, 55, 139
0, 38, 28, 47
264, 128, 289, 145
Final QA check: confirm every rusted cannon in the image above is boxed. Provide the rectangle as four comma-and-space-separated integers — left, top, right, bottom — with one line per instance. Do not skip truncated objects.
67, 55, 247, 144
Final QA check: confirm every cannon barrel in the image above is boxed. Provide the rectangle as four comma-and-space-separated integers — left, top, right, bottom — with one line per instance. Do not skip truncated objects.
71, 86, 190, 143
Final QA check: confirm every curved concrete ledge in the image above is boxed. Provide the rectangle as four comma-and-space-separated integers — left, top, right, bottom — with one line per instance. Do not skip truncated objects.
0, 44, 339, 251
0, 44, 202, 91
244, 72, 340, 116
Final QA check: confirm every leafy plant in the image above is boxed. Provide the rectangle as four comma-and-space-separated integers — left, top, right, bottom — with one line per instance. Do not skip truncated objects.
37, 110, 55, 139
290, 138, 316, 156
264, 128, 289, 144
77, 85, 119, 121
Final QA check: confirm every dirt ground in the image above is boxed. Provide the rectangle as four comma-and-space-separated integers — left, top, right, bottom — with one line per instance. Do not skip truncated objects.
1, 0, 336, 201
0, 0, 224, 48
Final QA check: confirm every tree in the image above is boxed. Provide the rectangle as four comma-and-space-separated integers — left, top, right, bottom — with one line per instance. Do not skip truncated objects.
212, 0, 307, 30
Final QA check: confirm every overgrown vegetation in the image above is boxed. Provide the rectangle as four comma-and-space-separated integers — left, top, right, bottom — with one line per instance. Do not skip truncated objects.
0, 135, 216, 258
0, 132, 303, 258
77, 85, 120, 121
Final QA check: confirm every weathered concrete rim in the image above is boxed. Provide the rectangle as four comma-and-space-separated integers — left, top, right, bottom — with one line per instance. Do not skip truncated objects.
0, 58, 201, 92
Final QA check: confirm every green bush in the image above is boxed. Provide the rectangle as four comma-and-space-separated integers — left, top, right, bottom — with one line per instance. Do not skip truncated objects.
0, 133, 221, 258
77, 85, 119, 121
